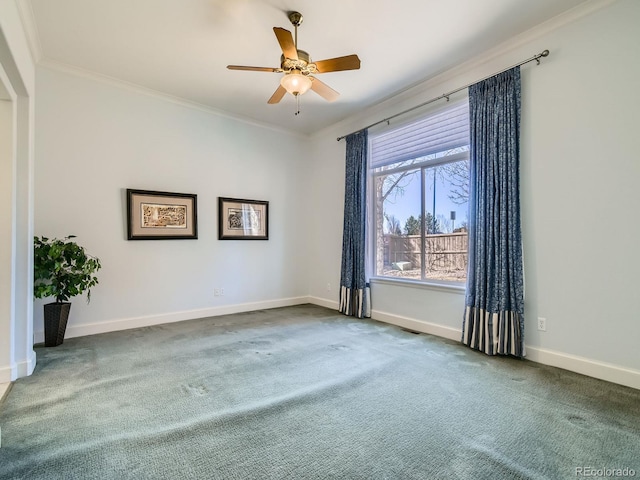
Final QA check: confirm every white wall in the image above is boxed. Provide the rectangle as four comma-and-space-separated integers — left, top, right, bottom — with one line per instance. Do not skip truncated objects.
0, 0, 36, 382
0, 98, 14, 380
34, 67, 311, 339
308, 0, 640, 388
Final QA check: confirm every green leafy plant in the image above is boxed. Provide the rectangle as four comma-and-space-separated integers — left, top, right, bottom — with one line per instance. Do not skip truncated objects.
34, 235, 102, 304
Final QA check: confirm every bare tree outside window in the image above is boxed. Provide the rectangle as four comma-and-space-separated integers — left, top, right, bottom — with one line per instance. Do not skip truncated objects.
439, 158, 470, 206
373, 158, 469, 283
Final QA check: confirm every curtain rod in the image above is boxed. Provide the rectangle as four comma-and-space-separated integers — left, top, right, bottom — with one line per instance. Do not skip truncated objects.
336, 49, 549, 142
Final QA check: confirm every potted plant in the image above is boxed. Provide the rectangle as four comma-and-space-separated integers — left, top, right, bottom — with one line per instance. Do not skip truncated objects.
33, 235, 101, 347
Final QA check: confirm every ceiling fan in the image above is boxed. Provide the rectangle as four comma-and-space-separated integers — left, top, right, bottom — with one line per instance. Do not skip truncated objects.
227, 11, 361, 114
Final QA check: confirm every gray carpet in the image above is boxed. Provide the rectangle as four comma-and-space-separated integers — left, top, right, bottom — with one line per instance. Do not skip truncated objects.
0, 304, 638, 479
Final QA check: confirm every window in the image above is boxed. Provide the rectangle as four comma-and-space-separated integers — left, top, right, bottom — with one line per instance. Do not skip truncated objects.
369, 100, 470, 284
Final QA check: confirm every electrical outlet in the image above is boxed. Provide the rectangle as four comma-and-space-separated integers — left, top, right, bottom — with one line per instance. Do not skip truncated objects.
537, 317, 547, 332
326, 283, 331, 292
220, 288, 224, 296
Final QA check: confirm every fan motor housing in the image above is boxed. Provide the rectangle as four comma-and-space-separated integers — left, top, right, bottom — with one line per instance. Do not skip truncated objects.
281, 50, 312, 72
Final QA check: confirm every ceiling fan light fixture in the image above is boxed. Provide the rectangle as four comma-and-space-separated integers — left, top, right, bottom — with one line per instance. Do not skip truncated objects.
280, 71, 312, 96
228, 11, 360, 106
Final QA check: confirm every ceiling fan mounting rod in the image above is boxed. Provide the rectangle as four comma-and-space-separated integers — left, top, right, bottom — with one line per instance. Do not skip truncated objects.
288, 11, 303, 48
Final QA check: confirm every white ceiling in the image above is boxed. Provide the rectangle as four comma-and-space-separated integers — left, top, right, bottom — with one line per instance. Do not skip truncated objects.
23, 0, 589, 135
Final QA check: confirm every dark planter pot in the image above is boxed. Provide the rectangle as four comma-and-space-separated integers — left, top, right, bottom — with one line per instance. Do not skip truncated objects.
44, 302, 71, 347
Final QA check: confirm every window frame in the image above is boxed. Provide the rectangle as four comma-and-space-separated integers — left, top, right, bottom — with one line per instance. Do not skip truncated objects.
367, 101, 470, 291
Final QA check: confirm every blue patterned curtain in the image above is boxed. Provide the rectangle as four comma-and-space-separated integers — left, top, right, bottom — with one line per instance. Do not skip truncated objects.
462, 67, 525, 357
339, 130, 370, 318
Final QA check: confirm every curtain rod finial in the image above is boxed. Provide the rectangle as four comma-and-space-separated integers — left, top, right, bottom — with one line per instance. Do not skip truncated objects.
536, 49, 550, 65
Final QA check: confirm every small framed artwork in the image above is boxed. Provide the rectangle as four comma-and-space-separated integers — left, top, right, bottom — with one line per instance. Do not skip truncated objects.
127, 189, 198, 240
218, 197, 269, 240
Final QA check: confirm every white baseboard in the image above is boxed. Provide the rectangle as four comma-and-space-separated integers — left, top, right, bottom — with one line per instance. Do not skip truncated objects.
306, 298, 462, 342
14, 350, 36, 379
525, 346, 640, 391
354, 307, 640, 391
0, 349, 36, 382
371, 308, 463, 342
307, 296, 339, 311
33, 296, 312, 343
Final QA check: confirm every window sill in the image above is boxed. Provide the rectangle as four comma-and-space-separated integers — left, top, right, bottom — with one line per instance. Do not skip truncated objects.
370, 276, 466, 295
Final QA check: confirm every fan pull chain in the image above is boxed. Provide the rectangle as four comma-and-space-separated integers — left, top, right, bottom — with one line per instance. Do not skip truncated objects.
295, 93, 301, 116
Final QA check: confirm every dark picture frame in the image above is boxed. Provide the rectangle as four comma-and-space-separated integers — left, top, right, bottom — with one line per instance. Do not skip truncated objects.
127, 189, 198, 240
218, 197, 269, 240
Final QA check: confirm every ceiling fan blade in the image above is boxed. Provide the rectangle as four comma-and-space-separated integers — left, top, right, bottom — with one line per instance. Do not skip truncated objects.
273, 27, 298, 60
267, 85, 287, 104
310, 77, 339, 102
227, 65, 279, 72
313, 54, 361, 73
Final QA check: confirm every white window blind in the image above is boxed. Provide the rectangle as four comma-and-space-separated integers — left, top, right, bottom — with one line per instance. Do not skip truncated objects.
370, 101, 469, 169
